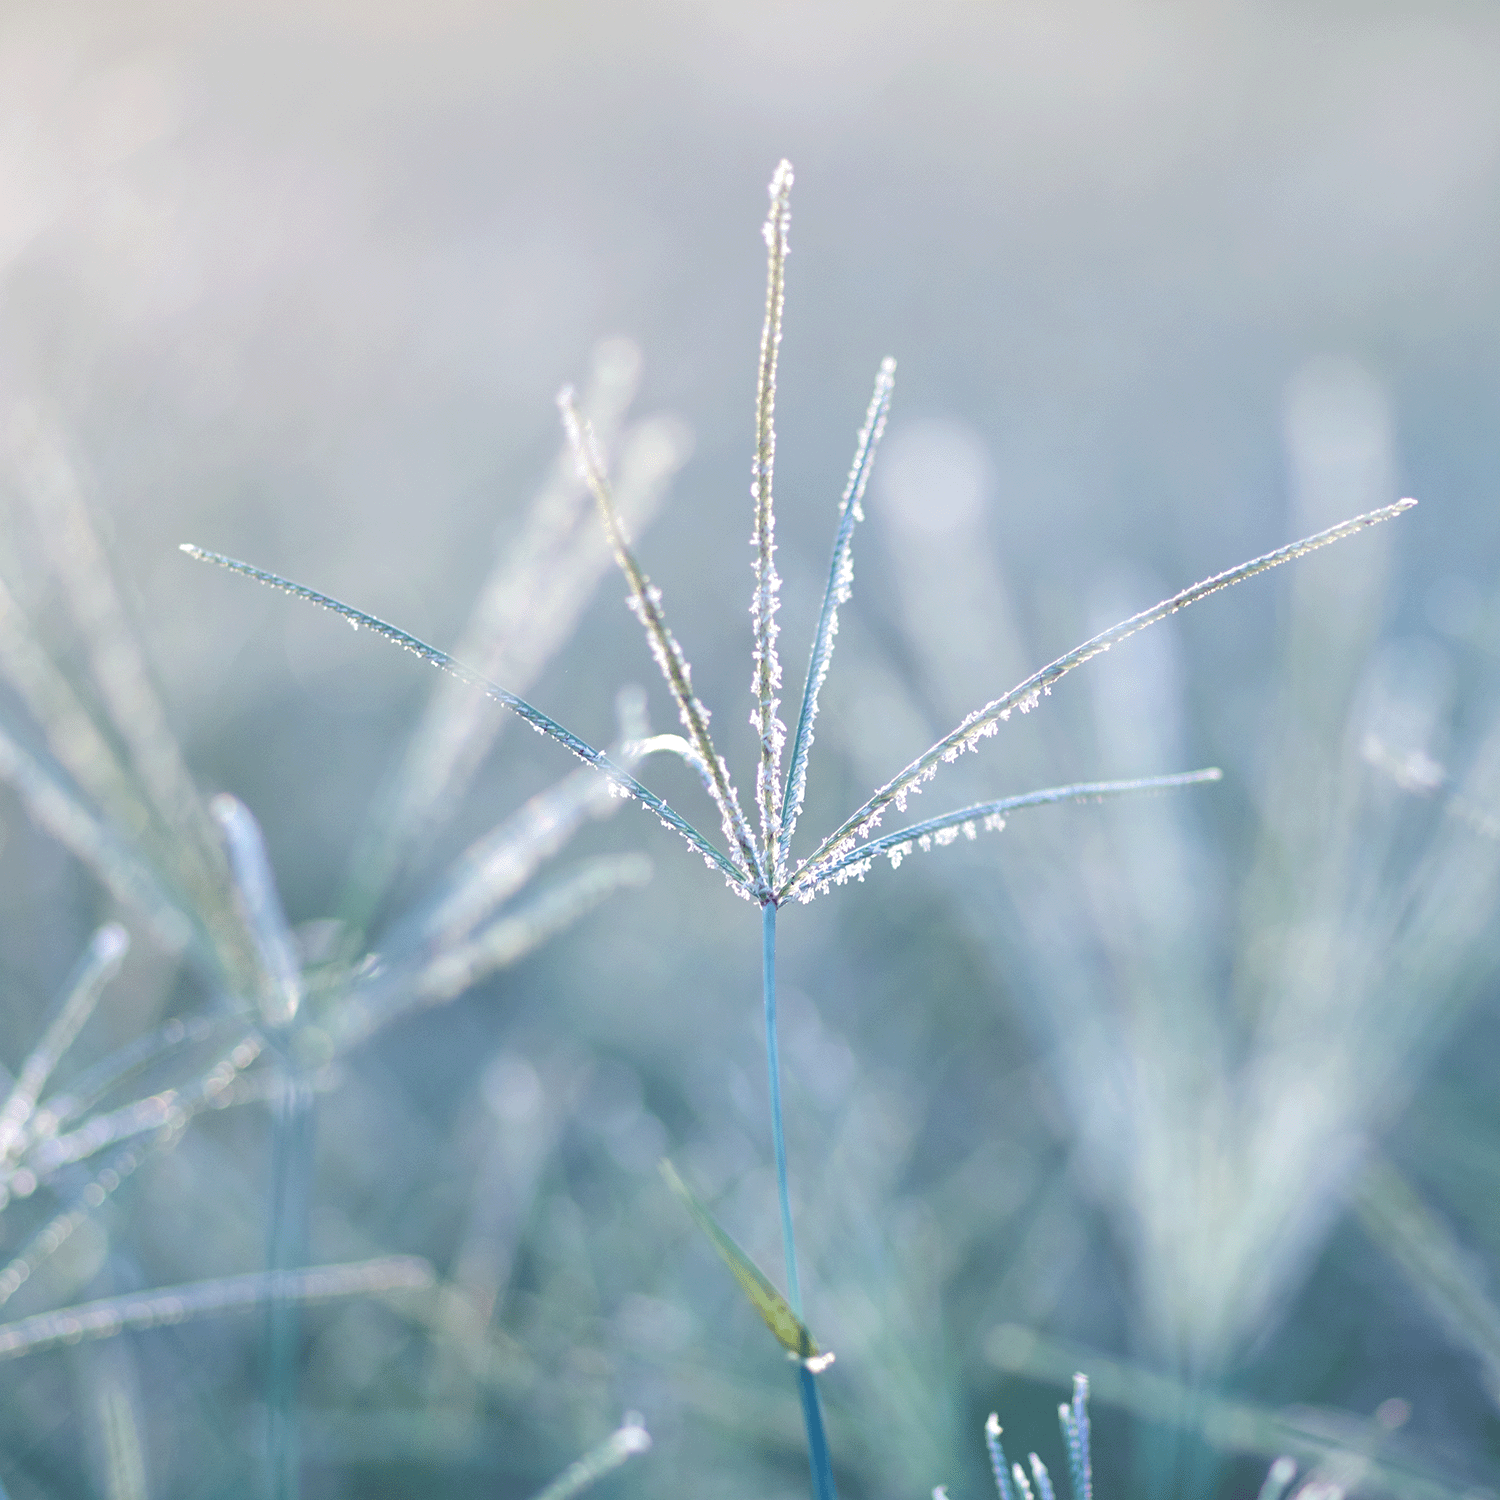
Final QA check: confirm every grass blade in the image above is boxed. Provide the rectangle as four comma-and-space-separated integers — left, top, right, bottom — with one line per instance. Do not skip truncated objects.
333, 855, 651, 1046
792, 501, 1415, 885
559, 397, 765, 893
179, 546, 749, 892
12, 412, 259, 992
752, 161, 793, 871
0, 924, 128, 1167
0, 572, 159, 855
399, 710, 672, 955
659, 1158, 825, 1362
787, 769, 1223, 899
0, 1257, 433, 1361
211, 795, 302, 1028
525, 1417, 652, 1500
0, 722, 191, 952
778, 358, 895, 876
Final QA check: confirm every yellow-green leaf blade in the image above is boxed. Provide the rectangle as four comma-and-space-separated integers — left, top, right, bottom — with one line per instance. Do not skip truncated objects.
660, 1159, 818, 1359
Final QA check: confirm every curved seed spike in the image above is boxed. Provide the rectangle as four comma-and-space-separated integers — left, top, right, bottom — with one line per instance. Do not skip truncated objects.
793, 500, 1416, 883
778, 358, 895, 878
752, 160, 794, 870
1029, 1454, 1057, 1500
784, 769, 1222, 901
557, 396, 765, 891
178, 545, 749, 892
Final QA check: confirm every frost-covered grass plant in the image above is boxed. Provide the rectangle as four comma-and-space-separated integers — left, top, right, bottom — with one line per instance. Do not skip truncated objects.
0, 369, 681, 1498
186, 161, 1413, 1499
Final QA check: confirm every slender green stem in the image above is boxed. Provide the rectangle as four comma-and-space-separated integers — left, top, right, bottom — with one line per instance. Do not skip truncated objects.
762, 902, 837, 1500
762, 902, 801, 1316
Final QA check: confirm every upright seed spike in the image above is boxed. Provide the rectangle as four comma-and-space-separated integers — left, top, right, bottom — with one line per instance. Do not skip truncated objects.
985, 1416, 1018, 1500
751, 160, 793, 878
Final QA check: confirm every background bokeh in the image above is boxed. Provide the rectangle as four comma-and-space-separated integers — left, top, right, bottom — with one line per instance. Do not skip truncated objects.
2, 2, 1500, 1497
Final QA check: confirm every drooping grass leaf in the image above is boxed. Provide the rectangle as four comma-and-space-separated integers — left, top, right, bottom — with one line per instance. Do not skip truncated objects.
660, 1158, 822, 1361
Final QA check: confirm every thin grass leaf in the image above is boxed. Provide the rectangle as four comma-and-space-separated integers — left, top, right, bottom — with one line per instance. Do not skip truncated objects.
11, 412, 259, 991
1355, 1158, 1500, 1394
178, 546, 748, 892
789, 768, 1223, 899
332, 855, 652, 1047
789, 500, 1416, 891
986, 1415, 1018, 1500
659, 1158, 825, 1362
0, 1256, 432, 1361
211, 795, 302, 1028
399, 707, 671, 955
0, 924, 128, 1167
0, 722, 191, 952
0, 572, 160, 853
410, 854, 652, 1008
778, 358, 895, 880
751, 161, 793, 866
91, 1355, 148, 1500
0, 1030, 265, 1296
29, 1014, 227, 1143
559, 396, 765, 893
525, 1417, 652, 1500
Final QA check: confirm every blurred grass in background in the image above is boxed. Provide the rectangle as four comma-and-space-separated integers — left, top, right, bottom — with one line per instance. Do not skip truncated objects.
1, 1, 1500, 1497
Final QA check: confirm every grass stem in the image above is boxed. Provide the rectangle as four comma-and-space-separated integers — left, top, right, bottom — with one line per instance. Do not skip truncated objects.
763, 901, 837, 1500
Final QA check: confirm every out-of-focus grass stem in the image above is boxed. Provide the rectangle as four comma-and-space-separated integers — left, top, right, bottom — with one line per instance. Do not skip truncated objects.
265, 1062, 315, 1500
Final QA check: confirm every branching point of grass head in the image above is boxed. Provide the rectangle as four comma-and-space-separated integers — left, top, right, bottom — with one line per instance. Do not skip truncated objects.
752, 160, 793, 862
785, 499, 1416, 893
778, 357, 896, 881
178, 544, 750, 892
557, 396, 765, 893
